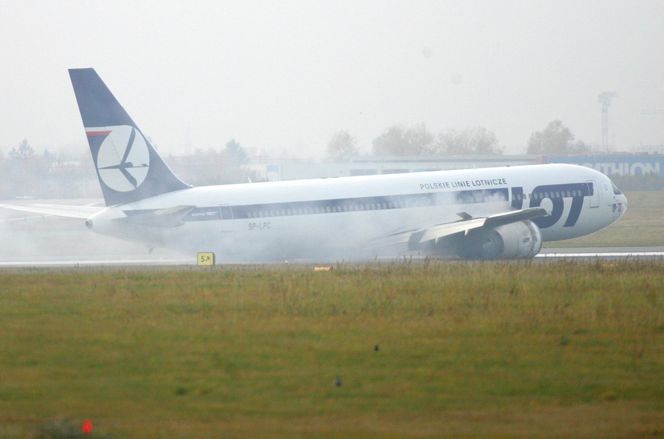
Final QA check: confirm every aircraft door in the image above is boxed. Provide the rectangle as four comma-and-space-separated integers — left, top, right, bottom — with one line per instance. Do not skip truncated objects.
587, 180, 600, 208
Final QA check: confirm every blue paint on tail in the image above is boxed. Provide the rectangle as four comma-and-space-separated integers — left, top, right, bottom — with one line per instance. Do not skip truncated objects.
69, 68, 189, 206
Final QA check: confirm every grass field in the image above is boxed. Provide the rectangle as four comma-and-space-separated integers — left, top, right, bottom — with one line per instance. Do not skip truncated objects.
545, 190, 664, 248
1, 262, 664, 438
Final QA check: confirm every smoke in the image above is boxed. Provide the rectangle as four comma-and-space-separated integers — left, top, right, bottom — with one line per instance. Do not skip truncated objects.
124, 187, 515, 263
0, 201, 186, 265
0, 186, 516, 265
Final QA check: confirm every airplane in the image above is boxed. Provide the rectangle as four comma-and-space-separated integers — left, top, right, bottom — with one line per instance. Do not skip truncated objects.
0, 68, 628, 261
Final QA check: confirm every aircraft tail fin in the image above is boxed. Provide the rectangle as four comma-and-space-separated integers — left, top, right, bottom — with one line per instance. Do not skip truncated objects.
68, 68, 189, 206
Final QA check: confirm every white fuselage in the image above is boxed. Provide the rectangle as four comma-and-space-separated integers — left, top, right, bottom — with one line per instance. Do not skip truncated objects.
88, 164, 627, 261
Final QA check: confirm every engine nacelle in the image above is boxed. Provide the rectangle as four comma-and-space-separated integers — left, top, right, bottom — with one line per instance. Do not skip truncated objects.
455, 220, 543, 260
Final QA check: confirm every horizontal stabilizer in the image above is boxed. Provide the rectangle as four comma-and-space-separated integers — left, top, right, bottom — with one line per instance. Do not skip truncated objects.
0, 202, 103, 219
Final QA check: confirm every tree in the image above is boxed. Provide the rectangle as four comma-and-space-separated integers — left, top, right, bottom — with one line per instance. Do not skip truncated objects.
9, 139, 35, 160
326, 130, 359, 162
434, 127, 501, 155
527, 120, 590, 155
43, 148, 57, 165
372, 126, 406, 156
372, 123, 434, 156
223, 138, 247, 166
6, 139, 41, 197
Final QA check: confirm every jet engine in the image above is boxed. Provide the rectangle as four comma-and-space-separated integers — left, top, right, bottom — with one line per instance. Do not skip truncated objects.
454, 220, 543, 260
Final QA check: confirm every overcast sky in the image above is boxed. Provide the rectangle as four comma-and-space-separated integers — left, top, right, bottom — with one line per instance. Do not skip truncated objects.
1, 0, 663, 157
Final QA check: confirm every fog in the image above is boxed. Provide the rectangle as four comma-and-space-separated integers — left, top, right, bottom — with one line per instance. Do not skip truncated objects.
1, 0, 664, 157
0, 0, 660, 264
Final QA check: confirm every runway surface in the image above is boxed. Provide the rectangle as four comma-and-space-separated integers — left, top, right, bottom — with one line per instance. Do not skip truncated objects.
0, 247, 662, 268
0, 258, 194, 268
537, 246, 664, 260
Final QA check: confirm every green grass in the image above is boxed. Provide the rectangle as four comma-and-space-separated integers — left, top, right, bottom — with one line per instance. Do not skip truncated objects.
1, 262, 664, 438
546, 190, 664, 248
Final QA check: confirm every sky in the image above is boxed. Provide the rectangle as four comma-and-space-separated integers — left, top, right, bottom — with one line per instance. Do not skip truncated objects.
1, 0, 664, 158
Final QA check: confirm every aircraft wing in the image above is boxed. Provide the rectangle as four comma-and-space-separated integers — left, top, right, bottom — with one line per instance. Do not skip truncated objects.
379, 207, 548, 246
0, 202, 103, 219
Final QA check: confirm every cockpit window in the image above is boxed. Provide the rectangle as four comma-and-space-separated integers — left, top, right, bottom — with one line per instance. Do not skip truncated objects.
612, 183, 622, 195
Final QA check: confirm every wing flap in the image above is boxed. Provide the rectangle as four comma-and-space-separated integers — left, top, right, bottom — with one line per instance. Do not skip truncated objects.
483, 207, 548, 228
419, 217, 487, 242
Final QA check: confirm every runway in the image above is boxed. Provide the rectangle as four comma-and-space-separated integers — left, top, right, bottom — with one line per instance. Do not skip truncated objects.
0, 247, 662, 268
0, 258, 194, 268
537, 246, 664, 260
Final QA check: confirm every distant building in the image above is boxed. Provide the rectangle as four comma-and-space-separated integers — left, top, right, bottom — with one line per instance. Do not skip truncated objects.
6, 151, 662, 199
246, 153, 664, 184
247, 155, 540, 181
545, 154, 664, 177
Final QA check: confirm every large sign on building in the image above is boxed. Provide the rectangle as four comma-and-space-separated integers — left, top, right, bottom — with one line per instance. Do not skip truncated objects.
546, 154, 664, 177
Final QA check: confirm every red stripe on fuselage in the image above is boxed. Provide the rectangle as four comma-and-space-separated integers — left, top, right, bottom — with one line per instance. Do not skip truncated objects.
86, 130, 111, 137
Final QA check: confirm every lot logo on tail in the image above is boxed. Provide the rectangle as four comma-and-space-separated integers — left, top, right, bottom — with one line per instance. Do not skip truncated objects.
92, 125, 151, 192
